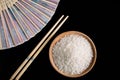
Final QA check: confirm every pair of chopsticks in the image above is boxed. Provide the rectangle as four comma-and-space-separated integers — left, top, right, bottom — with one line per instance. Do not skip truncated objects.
10, 15, 69, 80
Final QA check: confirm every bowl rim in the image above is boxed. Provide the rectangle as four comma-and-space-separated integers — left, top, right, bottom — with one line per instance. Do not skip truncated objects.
49, 31, 97, 78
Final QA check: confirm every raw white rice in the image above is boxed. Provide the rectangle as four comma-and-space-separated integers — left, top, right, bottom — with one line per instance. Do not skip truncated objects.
52, 34, 93, 75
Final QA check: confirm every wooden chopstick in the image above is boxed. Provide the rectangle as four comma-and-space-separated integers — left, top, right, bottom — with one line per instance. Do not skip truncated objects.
10, 15, 64, 80
10, 15, 69, 80
15, 16, 69, 80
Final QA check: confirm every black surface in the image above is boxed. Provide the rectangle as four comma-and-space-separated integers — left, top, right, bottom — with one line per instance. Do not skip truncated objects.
0, 1, 115, 80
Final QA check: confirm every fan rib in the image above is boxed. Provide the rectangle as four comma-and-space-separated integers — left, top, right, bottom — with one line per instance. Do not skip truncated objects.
10, 7, 35, 37
11, 7, 37, 36
17, 1, 46, 26
42, 0, 57, 6
3, 10, 16, 46
21, 0, 48, 24
10, 7, 31, 39
25, 0, 52, 18
29, 0, 54, 13
0, 15, 4, 48
22, 0, 50, 20
0, 35, 2, 48
14, 4, 41, 32
6, 8, 23, 44
9, 0, 31, 39
47, 0, 59, 4
1, 12, 10, 48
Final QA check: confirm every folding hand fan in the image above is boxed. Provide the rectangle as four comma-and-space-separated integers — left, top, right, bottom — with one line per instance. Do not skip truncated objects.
0, 0, 60, 50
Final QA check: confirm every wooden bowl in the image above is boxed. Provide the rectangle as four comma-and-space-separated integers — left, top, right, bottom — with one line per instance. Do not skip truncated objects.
49, 31, 97, 78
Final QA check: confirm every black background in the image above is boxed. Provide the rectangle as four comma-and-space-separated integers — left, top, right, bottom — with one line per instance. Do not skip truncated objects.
0, 0, 116, 80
